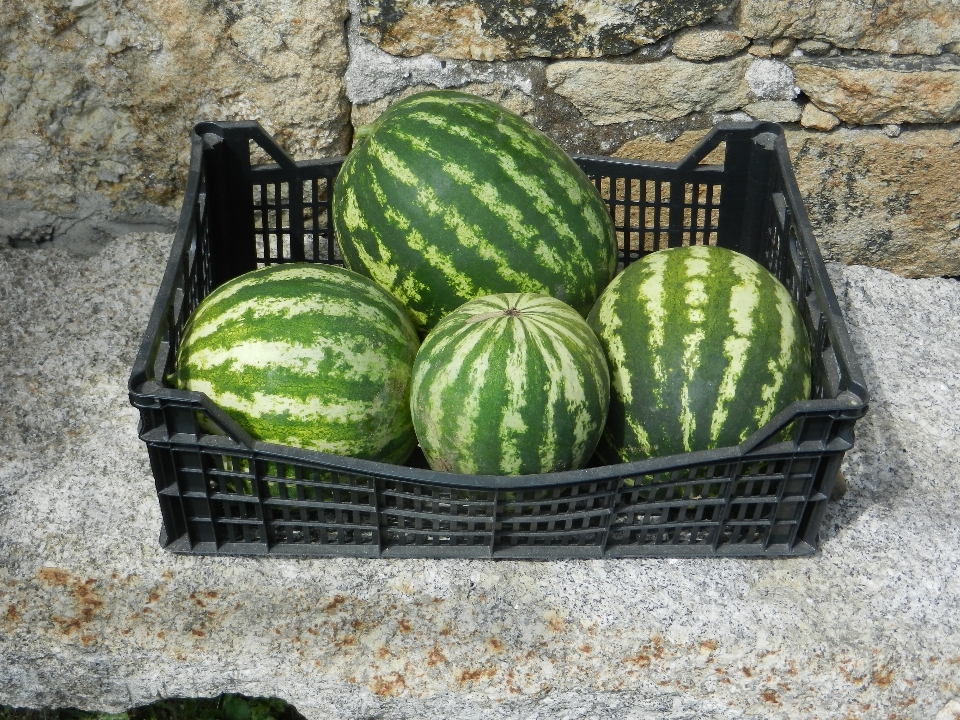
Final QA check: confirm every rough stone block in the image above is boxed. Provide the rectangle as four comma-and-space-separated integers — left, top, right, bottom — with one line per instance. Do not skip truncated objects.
743, 100, 802, 122
356, 0, 730, 60
0, 0, 351, 221
745, 58, 799, 100
791, 54, 960, 124
800, 102, 842, 130
546, 55, 754, 124
615, 126, 960, 277
671, 26, 749, 62
737, 0, 960, 55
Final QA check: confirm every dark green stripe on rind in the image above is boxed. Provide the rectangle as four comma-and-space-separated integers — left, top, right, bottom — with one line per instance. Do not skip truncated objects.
411, 293, 610, 476
176, 263, 421, 464
333, 90, 617, 333
587, 246, 811, 463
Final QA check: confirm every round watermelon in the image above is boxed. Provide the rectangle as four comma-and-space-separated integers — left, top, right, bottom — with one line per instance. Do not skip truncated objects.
331, 89, 618, 333
587, 245, 811, 463
173, 263, 421, 464
410, 293, 610, 476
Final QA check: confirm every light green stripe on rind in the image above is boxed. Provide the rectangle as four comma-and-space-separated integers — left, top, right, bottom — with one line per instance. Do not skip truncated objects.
637, 250, 671, 406
678, 248, 713, 452
186, 336, 393, 384
754, 280, 810, 428
525, 314, 601, 469
498, 318, 530, 476
710, 251, 762, 444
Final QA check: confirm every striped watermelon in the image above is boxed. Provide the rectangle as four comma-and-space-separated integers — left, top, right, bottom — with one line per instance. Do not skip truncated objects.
332, 90, 618, 333
410, 293, 610, 476
587, 245, 811, 463
173, 263, 421, 464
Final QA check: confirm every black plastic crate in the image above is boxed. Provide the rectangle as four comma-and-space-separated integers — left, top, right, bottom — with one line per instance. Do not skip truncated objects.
128, 120, 868, 559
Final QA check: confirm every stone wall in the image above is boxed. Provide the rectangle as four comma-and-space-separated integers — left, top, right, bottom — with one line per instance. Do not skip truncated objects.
2, 0, 958, 275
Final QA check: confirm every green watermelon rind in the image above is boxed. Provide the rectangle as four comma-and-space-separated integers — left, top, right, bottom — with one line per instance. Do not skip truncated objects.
587, 245, 812, 464
410, 293, 611, 476
174, 263, 421, 465
332, 89, 618, 333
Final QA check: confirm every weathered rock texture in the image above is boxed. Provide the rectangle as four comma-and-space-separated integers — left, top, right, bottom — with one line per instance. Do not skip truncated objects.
546, 55, 755, 124
0, 0, 351, 247
671, 25, 750, 61
357, 0, 731, 60
791, 55, 960, 125
738, 0, 960, 55
615, 127, 960, 277
3, 233, 960, 719
743, 100, 802, 122
800, 102, 841, 131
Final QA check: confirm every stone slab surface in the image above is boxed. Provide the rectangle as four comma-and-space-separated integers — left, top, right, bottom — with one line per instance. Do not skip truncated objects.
1, 233, 960, 719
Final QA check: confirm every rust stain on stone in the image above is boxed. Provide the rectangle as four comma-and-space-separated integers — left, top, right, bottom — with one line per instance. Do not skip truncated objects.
37, 569, 104, 638
742, 666, 753, 677
579, 644, 593, 654
427, 646, 447, 666
839, 664, 866, 684
651, 635, 665, 659
335, 634, 357, 648
6, 604, 20, 622
761, 689, 780, 704
324, 595, 347, 613
487, 637, 503, 652
872, 665, 895, 688
191, 628, 205, 637
398, 618, 412, 633
376, 646, 391, 659
545, 613, 566, 633
37, 568, 71, 586
457, 667, 497, 683
700, 639, 717, 651
624, 652, 651, 668
370, 672, 406, 697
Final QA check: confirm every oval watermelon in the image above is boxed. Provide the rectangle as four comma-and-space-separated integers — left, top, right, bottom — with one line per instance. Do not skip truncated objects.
332, 89, 618, 333
587, 245, 811, 463
173, 263, 421, 464
410, 293, 610, 476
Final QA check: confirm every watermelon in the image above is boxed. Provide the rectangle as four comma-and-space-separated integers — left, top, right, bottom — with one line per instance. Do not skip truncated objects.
172, 263, 421, 464
410, 293, 610, 476
587, 245, 811, 463
331, 89, 618, 333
